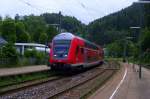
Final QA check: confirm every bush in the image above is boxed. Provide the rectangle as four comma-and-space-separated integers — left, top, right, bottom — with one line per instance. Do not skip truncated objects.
24, 49, 47, 65
35, 52, 46, 64
142, 51, 150, 64
0, 43, 19, 66
24, 49, 37, 58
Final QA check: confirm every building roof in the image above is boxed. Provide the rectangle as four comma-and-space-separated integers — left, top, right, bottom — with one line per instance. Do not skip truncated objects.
15, 43, 46, 47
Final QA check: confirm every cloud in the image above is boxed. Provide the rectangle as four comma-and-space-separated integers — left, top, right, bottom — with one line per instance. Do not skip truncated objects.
0, 0, 138, 24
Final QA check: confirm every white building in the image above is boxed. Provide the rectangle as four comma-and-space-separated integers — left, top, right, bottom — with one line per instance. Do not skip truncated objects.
15, 43, 50, 55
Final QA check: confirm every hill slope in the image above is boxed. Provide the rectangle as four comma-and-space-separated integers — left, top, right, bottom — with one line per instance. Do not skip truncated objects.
88, 4, 143, 45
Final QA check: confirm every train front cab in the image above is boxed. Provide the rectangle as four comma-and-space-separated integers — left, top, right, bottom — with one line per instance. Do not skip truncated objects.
48, 36, 83, 70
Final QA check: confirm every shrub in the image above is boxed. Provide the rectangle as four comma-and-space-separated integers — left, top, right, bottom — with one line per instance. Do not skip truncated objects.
24, 49, 37, 58
35, 52, 46, 65
0, 43, 19, 66
24, 49, 47, 65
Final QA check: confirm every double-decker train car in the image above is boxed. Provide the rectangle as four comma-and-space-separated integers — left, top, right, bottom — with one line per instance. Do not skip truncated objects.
48, 32, 104, 70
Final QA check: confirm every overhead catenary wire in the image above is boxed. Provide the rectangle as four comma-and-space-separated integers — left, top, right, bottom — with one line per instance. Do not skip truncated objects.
17, 0, 74, 17
76, 0, 92, 19
76, 0, 106, 20
18, 0, 44, 12
17, 0, 93, 18
18, 0, 62, 13
17, 0, 104, 24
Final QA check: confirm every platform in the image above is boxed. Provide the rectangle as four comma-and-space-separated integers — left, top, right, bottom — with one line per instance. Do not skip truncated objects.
89, 63, 150, 99
0, 65, 50, 77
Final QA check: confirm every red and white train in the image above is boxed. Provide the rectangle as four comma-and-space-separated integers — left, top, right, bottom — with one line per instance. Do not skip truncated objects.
48, 32, 104, 70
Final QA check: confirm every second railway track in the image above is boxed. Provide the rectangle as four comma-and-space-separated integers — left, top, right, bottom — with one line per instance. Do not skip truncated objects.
0, 63, 119, 99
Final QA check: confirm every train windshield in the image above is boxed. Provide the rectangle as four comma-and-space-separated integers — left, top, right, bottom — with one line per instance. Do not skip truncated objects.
53, 40, 71, 58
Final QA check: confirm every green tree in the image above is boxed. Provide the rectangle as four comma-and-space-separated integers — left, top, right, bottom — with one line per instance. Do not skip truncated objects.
15, 14, 20, 21
88, 4, 141, 45
23, 15, 47, 42
41, 13, 86, 35
62, 16, 82, 33
0, 16, 2, 21
18, 32, 30, 43
1, 43, 19, 65
141, 29, 150, 51
16, 22, 30, 42
16, 22, 25, 35
143, 1, 150, 28
0, 16, 2, 35
107, 41, 123, 57
41, 13, 60, 24
39, 33, 48, 44
46, 25, 58, 41
1, 19, 16, 43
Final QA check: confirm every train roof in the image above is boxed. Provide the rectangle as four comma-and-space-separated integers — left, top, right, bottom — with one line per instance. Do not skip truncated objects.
53, 32, 88, 42
53, 32, 75, 40
53, 32, 100, 48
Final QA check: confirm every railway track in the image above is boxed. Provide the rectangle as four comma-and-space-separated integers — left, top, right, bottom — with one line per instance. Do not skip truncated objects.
0, 76, 62, 95
52, 69, 115, 99
0, 64, 118, 99
49, 68, 106, 98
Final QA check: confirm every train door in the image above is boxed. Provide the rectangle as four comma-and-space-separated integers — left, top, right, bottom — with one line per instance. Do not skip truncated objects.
75, 46, 84, 63
84, 48, 88, 67
80, 47, 84, 63
75, 46, 80, 63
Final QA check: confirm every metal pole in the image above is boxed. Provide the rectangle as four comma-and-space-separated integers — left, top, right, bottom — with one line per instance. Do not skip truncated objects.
139, 3, 144, 79
59, 11, 62, 33
123, 39, 127, 62
133, 58, 135, 71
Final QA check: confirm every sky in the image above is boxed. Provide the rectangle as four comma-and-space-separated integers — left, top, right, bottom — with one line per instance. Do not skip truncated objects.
0, 0, 138, 24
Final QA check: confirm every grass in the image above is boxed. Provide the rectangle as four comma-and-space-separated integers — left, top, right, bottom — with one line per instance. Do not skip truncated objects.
105, 57, 123, 62
0, 70, 56, 88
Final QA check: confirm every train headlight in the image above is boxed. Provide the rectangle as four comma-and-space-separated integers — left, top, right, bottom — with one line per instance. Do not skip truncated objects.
64, 54, 68, 57
54, 54, 57, 56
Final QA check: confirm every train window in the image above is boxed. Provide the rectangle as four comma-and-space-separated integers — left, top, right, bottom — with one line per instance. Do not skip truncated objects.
81, 48, 84, 54
52, 39, 72, 59
85, 41, 98, 50
53, 40, 71, 45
